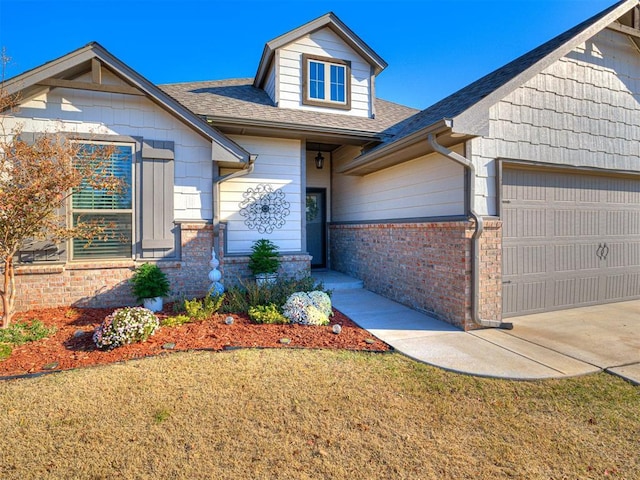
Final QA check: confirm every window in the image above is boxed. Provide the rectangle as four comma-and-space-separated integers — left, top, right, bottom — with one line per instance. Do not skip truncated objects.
71, 143, 134, 259
302, 54, 351, 109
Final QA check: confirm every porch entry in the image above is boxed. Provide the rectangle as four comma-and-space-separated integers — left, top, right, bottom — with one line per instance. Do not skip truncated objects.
306, 188, 326, 268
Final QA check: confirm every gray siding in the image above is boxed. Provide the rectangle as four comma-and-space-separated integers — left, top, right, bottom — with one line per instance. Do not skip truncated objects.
473, 28, 640, 216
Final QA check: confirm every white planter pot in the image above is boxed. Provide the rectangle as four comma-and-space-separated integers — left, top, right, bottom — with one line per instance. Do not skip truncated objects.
255, 273, 278, 286
143, 296, 163, 312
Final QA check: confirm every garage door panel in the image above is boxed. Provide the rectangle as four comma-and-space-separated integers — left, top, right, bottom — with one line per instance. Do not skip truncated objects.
502, 167, 640, 317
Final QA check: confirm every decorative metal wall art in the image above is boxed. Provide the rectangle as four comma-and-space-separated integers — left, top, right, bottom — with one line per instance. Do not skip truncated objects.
239, 183, 291, 234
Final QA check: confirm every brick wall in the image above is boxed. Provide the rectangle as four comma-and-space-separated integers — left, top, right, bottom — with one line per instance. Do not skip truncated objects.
12, 223, 217, 312
329, 219, 502, 331
11, 223, 311, 312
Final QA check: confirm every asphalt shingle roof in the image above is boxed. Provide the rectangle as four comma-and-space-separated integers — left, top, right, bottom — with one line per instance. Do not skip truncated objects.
160, 78, 419, 138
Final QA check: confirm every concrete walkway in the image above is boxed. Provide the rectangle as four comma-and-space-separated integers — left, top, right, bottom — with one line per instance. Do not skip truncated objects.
313, 271, 640, 384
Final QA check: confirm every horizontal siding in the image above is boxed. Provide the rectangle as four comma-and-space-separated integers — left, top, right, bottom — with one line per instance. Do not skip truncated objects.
221, 136, 302, 254
332, 149, 465, 222
7, 85, 213, 221
276, 27, 372, 118
264, 62, 276, 104
474, 28, 640, 216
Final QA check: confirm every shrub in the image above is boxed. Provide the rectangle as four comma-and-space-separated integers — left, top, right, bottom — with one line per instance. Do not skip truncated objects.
220, 276, 328, 314
0, 343, 12, 361
282, 291, 332, 326
161, 314, 192, 327
248, 304, 289, 324
184, 293, 225, 320
0, 319, 57, 345
130, 263, 170, 301
248, 239, 280, 275
93, 307, 159, 350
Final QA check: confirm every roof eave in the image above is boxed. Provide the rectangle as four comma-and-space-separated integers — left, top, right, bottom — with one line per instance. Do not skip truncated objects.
338, 119, 457, 175
205, 115, 388, 143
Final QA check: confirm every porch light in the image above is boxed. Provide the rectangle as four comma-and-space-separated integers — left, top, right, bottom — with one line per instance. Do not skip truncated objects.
315, 151, 324, 169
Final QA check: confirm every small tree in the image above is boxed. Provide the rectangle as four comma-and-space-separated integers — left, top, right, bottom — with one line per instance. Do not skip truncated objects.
0, 51, 122, 327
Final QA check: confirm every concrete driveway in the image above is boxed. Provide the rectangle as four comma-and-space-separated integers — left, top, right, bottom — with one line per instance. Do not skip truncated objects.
497, 300, 640, 383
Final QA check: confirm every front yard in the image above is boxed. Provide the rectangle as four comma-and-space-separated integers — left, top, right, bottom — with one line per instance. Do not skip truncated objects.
0, 349, 637, 479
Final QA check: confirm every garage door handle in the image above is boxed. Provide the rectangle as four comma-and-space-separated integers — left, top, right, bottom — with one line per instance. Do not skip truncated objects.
596, 243, 609, 260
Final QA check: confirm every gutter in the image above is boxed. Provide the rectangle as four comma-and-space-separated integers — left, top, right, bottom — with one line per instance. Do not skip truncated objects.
427, 134, 512, 330
212, 155, 257, 251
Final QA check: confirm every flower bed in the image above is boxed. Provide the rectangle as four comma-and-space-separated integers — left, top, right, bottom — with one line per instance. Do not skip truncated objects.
0, 306, 389, 377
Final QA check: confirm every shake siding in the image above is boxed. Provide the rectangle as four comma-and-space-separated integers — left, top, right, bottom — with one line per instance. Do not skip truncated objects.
221, 136, 302, 254
473, 28, 640, 216
332, 149, 465, 222
276, 28, 371, 117
5, 72, 214, 221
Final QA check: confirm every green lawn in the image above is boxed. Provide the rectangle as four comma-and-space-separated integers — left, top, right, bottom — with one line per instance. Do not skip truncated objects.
0, 349, 637, 479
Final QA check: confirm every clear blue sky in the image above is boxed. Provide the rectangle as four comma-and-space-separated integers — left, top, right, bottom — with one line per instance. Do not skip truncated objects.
0, 0, 615, 109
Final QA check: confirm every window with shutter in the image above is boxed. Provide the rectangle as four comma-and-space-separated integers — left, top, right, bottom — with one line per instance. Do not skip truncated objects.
71, 143, 134, 259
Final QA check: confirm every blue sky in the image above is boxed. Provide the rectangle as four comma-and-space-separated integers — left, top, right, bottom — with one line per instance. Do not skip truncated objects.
0, 0, 615, 109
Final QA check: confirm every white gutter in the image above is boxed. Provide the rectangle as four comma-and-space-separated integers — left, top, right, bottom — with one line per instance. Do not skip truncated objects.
427, 134, 512, 330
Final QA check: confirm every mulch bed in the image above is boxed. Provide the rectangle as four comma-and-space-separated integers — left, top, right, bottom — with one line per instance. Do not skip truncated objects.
0, 306, 390, 378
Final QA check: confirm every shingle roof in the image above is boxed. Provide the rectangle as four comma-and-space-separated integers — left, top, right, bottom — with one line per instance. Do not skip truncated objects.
160, 79, 419, 139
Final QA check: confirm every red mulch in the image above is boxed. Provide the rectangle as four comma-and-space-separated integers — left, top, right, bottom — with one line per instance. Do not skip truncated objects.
0, 306, 390, 378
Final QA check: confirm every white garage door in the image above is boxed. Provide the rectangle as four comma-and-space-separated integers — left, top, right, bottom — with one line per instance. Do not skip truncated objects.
502, 166, 640, 317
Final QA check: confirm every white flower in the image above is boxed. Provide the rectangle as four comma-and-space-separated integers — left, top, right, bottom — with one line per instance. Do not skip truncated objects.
282, 291, 331, 326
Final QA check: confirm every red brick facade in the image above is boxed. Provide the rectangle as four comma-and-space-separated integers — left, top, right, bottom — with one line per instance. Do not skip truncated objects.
11, 223, 311, 312
329, 219, 502, 331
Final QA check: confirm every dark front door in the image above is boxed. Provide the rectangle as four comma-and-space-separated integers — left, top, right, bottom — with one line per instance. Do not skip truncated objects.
306, 188, 326, 268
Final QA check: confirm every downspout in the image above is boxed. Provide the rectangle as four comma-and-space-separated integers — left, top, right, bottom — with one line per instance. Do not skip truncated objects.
427, 134, 512, 330
212, 155, 257, 252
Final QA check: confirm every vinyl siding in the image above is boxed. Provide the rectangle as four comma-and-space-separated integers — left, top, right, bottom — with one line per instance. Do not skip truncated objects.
276, 27, 372, 117
221, 136, 302, 254
5, 69, 214, 221
332, 147, 465, 222
264, 61, 277, 104
473, 28, 640, 216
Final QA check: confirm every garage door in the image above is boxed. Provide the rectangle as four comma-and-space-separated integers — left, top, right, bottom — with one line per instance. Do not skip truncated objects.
502, 166, 640, 317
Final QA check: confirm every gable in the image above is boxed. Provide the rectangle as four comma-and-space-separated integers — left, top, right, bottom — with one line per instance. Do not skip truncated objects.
488, 26, 640, 172
2, 43, 250, 165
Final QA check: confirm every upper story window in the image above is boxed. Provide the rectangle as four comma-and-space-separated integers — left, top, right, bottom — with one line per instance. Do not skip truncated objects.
302, 54, 351, 110
71, 142, 134, 260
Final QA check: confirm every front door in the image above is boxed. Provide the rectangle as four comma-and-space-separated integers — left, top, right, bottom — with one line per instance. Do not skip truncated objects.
306, 188, 326, 268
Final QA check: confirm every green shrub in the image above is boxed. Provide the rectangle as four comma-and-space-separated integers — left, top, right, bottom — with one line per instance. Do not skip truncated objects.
184, 293, 224, 320
0, 343, 12, 361
248, 239, 280, 275
161, 315, 192, 327
248, 304, 289, 324
0, 319, 57, 345
93, 307, 159, 350
220, 285, 250, 313
130, 263, 170, 301
220, 276, 329, 314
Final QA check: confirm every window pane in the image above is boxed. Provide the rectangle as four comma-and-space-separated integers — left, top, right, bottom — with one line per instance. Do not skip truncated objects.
73, 145, 132, 210
309, 61, 325, 100
72, 213, 132, 259
330, 65, 345, 102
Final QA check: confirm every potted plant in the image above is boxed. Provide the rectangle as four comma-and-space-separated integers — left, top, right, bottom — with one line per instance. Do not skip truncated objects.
130, 263, 170, 312
248, 239, 280, 285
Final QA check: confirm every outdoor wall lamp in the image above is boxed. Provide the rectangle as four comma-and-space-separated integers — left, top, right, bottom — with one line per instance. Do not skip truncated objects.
315, 151, 324, 169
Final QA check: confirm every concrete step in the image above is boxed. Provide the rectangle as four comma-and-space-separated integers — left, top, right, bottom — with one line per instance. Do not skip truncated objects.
311, 270, 364, 291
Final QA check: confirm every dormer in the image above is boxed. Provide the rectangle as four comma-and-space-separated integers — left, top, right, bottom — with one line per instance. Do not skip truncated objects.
253, 12, 387, 118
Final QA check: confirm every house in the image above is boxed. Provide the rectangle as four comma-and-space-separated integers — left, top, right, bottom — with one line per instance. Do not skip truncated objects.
2, 0, 640, 330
